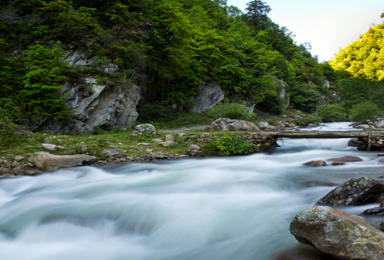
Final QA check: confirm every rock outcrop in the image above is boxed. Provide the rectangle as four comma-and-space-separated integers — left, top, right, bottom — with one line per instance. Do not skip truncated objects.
29, 152, 96, 172
211, 118, 259, 131
317, 177, 384, 206
290, 206, 384, 260
41, 79, 140, 134
190, 82, 224, 113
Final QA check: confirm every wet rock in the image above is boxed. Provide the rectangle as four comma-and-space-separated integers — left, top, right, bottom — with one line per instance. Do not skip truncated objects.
274, 248, 335, 260
151, 153, 168, 159
327, 155, 362, 162
211, 118, 259, 131
317, 177, 384, 206
23, 167, 44, 176
101, 149, 126, 158
42, 143, 58, 152
378, 153, 384, 156
304, 160, 326, 167
330, 161, 345, 166
290, 206, 384, 260
363, 207, 384, 215
299, 181, 337, 187
28, 152, 96, 172
0, 168, 11, 174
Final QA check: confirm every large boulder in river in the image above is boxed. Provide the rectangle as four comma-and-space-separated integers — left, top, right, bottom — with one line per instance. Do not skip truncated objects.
211, 118, 259, 131
29, 152, 96, 172
190, 82, 224, 113
317, 177, 384, 206
290, 206, 384, 260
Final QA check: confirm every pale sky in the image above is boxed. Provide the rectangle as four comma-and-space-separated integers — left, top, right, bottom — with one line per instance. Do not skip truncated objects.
226, 0, 384, 62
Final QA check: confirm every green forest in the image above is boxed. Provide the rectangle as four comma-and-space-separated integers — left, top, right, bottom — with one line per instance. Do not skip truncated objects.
0, 0, 383, 132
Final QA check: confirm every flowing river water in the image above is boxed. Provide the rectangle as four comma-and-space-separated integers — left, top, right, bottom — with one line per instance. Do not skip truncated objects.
1, 122, 384, 260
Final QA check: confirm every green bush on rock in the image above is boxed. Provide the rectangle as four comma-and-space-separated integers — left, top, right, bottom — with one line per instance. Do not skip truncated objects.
204, 135, 254, 156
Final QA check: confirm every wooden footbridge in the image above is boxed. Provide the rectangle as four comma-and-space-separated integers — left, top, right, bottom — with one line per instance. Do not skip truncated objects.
258, 130, 384, 151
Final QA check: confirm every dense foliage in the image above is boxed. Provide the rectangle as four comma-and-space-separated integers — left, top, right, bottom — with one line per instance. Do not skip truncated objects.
0, 0, 335, 124
330, 23, 384, 81
328, 18, 384, 121
317, 104, 346, 122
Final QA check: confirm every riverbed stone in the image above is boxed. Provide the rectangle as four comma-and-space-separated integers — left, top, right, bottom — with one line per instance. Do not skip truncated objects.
317, 177, 384, 206
304, 160, 326, 167
290, 206, 384, 260
14, 156, 24, 161
331, 161, 345, 166
152, 138, 163, 144
42, 143, 58, 152
133, 123, 156, 135
101, 149, 126, 158
327, 155, 362, 162
28, 152, 96, 172
274, 248, 334, 260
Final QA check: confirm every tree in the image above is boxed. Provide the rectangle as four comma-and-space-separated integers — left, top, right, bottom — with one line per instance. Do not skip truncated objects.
21, 42, 75, 121
245, 0, 271, 29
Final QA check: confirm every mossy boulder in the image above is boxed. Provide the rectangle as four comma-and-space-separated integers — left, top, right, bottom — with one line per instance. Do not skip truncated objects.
290, 206, 384, 260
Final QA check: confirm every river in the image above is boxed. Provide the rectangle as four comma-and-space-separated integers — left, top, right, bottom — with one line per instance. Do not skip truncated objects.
0, 122, 383, 260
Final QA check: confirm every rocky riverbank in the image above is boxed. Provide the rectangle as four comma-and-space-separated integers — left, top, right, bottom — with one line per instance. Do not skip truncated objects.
0, 119, 286, 177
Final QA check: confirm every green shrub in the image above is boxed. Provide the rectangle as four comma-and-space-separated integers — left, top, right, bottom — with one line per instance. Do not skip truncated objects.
317, 104, 346, 122
349, 102, 381, 123
206, 103, 255, 121
21, 42, 75, 122
204, 135, 254, 156
0, 117, 27, 147
93, 126, 106, 135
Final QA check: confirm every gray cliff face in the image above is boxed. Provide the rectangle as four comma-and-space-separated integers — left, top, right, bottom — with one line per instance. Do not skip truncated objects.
41, 78, 140, 135
34, 48, 141, 135
190, 82, 225, 113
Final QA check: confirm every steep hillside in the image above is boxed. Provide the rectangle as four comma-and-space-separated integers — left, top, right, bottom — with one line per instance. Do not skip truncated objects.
0, 0, 334, 133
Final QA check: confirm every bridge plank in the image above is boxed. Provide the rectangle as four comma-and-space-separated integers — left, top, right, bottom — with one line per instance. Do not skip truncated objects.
258, 131, 384, 139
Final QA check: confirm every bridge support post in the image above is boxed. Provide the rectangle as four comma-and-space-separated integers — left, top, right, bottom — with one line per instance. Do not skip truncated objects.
368, 126, 372, 151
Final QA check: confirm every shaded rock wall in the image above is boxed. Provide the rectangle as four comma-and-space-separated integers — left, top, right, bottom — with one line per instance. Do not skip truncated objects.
41, 79, 140, 134
190, 82, 224, 113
